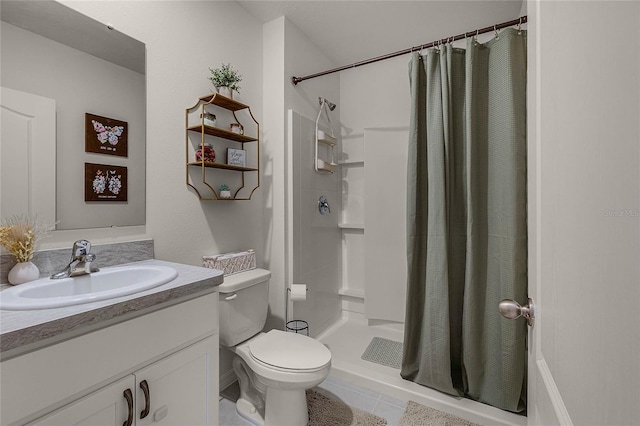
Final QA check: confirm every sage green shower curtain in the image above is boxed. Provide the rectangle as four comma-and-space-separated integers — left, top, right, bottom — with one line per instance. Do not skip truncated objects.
401, 28, 527, 413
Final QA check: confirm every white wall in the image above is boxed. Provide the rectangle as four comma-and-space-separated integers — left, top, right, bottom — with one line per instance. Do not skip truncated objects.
288, 111, 342, 336
59, 0, 264, 391
1, 22, 145, 230
56, 0, 264, 265
284, 19, 342, 336
262, 17, 342, 336
262, 17, 287, 332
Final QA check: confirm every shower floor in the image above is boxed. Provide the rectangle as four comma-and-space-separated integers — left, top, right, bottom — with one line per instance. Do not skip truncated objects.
316, 314, 527, 426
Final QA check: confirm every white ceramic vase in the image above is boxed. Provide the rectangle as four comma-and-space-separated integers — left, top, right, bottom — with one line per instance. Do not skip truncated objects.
217, 86, 233, 98
220, 190, 232, 199
8, 261, 40, 285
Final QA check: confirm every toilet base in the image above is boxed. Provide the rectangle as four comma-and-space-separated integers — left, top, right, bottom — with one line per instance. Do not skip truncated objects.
264, 387, 309, 426
236, 388, 309, 426
236, 397, 265, 426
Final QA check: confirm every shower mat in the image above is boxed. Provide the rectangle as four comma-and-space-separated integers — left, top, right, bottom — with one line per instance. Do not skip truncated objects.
361, 337, 403, 369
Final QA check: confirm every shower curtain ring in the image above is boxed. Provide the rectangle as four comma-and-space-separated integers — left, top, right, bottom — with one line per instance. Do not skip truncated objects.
518, 17, 523, 34
494, 25, 500, 39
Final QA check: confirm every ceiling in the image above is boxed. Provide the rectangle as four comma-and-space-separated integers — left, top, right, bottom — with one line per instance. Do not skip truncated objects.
238, 0, 525, 68
1, 0, 145, 74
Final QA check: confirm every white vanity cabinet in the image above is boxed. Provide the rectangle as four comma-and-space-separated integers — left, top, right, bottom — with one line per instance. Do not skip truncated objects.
28, 337, 215, 426
28, 376, 135, 426
1, 292, 219, 426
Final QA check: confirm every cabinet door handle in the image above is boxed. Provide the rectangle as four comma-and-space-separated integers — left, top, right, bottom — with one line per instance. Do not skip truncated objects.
140, 379, 151, 419
123, 388, 134, 426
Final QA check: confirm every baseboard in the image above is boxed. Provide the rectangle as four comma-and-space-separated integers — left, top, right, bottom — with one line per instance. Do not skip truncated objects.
220, 367, 237, 393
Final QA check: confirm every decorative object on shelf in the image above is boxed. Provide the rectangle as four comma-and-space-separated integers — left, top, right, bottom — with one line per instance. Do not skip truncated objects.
200, 112, 217, 127
85, 113, 128, 157
202, 249, 256, 275
230, 122, 244, 135
196, 143, 216, 162
227, 148, 246, 167
84, 163, 128, 202
219, 184, 231, 199
0, 215, 49, 285
208, 63, 242, 98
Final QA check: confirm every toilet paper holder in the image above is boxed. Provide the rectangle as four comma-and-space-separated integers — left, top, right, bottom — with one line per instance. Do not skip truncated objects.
285, 285, 309, 336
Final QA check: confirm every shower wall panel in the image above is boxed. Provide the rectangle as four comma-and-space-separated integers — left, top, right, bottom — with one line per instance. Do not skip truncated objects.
364, 127, 409, 323
289, 110, 342, 337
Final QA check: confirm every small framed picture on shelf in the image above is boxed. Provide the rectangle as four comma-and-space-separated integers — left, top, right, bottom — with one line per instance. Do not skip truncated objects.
227, 148, 246, 167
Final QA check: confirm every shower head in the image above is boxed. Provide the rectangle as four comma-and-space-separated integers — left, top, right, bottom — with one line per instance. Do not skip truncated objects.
319, 97, 336, 111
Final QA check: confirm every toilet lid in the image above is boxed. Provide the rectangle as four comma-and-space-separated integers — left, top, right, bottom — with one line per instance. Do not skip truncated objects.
249, 330, 331, 371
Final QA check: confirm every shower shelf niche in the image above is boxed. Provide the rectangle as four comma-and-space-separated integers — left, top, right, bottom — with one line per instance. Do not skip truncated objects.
338, 223, 365, 230
185, 93, 260, 200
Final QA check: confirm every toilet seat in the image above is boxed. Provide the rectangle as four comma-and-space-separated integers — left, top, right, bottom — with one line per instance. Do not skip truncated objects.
249, 330, 331, 372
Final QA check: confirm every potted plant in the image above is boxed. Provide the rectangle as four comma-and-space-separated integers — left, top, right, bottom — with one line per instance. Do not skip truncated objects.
219, 184, 231, 199
208, 63, 242, 98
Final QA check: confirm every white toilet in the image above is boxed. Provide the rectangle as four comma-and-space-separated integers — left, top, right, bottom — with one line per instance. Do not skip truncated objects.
219, 268, 332, 426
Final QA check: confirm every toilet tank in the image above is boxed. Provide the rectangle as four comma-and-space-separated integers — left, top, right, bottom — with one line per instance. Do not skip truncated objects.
218, 268, 271, 347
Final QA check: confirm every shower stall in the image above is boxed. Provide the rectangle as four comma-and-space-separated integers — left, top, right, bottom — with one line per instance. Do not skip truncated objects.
284, 15, 527, 426
285, 114, 524, 426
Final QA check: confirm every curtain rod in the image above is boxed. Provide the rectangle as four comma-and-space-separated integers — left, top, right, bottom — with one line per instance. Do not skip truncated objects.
291, 16, 527, 86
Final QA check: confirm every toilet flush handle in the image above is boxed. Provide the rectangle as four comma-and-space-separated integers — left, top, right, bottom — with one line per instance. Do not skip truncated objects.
225, 293, 238, 301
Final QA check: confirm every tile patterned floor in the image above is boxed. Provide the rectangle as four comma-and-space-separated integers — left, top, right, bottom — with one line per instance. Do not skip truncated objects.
218, 375, 407, 426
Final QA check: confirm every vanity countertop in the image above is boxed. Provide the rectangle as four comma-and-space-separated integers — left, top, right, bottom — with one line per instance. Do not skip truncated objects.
0, 259, 223, 358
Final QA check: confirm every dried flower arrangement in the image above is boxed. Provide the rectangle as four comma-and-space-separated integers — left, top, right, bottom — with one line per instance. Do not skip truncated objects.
0, 215, 49, 263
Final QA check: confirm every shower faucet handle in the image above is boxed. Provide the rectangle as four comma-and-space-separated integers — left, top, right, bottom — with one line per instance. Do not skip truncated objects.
318, 195, 331, 215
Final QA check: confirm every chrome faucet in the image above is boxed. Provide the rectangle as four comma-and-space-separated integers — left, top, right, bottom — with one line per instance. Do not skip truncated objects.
50, 240, 99, 279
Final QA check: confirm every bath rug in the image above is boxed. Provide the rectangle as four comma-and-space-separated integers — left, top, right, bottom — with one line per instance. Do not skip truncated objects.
222, 382, 387, 425
398, 400, 480, 426
361, 337, 404, 369
307, 389, 387, 426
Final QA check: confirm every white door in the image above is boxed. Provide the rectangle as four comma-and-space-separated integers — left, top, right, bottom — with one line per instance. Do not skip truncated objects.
0, 87, 56, 225
28, 376, 135, 426
527, 2, 640, 425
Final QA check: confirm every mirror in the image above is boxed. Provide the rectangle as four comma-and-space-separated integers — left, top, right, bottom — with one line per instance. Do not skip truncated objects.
1, 0, 146, 230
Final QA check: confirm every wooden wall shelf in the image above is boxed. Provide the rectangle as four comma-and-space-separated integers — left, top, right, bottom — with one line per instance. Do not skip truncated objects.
185, 93, 260, 200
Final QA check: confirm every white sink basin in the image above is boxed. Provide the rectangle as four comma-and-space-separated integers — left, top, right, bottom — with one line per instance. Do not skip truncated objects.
0, 265, 178, 311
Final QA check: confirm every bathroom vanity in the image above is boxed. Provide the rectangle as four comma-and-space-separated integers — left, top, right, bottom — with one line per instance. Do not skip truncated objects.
0, 259, 223, 426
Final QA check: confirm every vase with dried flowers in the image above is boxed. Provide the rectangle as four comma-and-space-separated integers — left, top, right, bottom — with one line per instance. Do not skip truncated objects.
0, 215, 48, 285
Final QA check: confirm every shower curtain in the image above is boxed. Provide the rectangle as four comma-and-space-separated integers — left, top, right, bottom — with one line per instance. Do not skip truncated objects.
401, 28, 527, 413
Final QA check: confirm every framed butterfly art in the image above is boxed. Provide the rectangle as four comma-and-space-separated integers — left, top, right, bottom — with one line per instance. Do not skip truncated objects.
84, 163, 128, 202
85, 113, 128, 157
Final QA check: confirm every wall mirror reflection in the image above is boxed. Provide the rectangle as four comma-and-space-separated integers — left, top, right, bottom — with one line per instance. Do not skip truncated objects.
1, 0, 146, 230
